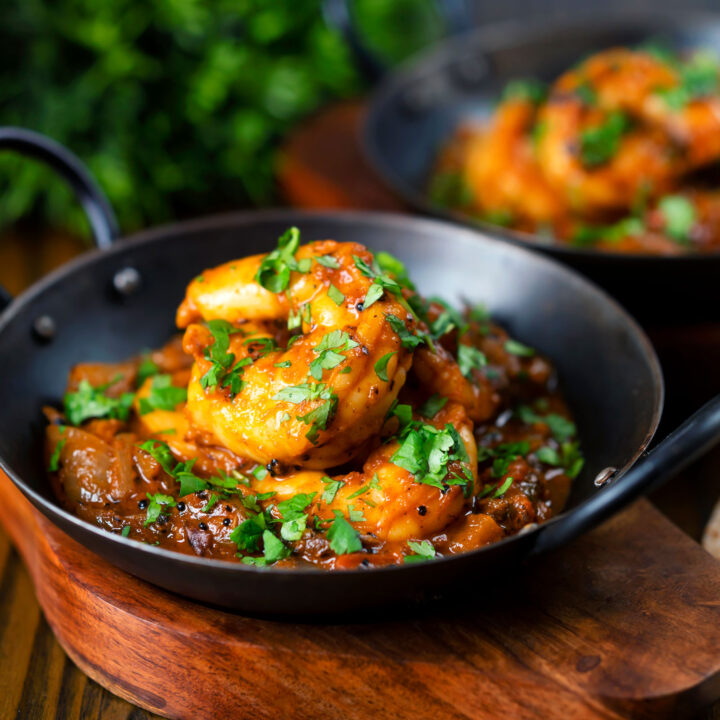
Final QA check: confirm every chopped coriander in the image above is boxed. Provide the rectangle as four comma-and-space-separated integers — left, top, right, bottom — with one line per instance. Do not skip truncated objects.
375, 251, 415, 290
537, 441, 585, 479
574, 81, 597, 107
144, 493, 176, 526
274, 360, 291, 368
339, 366, 352, 374
374, 351, 396, 382
390, 401, 413, 429
202, 493, 219, 512
287, 303, 312, 331
138, 374, 187, 414
136, 356, 160, 386
391, 421, 473, 495
347, 504, 365, 522
327, 283, 345, 306
252, 465, 269, 481
429, 170, 473, 208
658, 195, 696, 244
419, 394, 448, 418
326, 510, 362, 554
254, 226, 305, 293
310, 330, 358, 380
321, 476, 343, 504
262, 530, 290, 563
385, 313, 429, 350
277, 492, 316, 541
138, 439, 176, 475
363, 282, 384, 309
477, 441, 529, 477
241, 492, 276, 513
516, 406, 577, 441
353, 253, 416, 315
200, 319, 246, 393
230, 514, 268, 552
502, 78, 547, 104
579, 111, 629, 167
404, 539, 436, 563
243, 336, 278, 358
316, 254, 340, 269
176, 459, 210, 496
457, 344, 487, 378
64, 379, 134, 426
492, 477, 514, 498
121, 525, 131, 538
48, 438, 66, 471
299, 395, 338, 443
279, 412, 291, 423
504, 339, 535, 357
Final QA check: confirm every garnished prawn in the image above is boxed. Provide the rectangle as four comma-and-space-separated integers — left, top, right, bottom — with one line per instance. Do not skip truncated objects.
463, 96, 566, 229
253, 401, 478, 544
177, 231, 416, 469
536, 48, 720, 214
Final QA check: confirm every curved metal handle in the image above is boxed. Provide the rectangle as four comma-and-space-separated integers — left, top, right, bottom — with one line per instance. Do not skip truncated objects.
533, 394, 720, 555
0, 127, 119, 312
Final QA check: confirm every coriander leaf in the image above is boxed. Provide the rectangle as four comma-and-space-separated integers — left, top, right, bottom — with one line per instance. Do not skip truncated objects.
262, 530, 290, 563
252, 465, 269, 481
457, 344, 487, 378
64, 380, 134, 426
580, 111, 629, 167
230, 514, 267, 552
138, 374, 187, 414
202, 493, 219, 512
144, 493, 176, 526
419, 394, 448, 418
502, 78, 547, 104
255, 226, 303, 293
516, 406, 577, 441
374, 351, 396, 382
176, 461, 209, 496
138, 439, 176, 475
375, 251, 415, 290
137, 356, 159, 386
658, 195, 696, 244
48, 438, 66, 471
327, 510, 362, 554
316, 254, 340, 269
321, 476, 343, 504
404, 539, 436, 563
492, 477, 514, 498
504, 339, 535, 357
277, 492, 317, 520
299, 395, 338, 443
363, 282, 384, 309
327, 283, 345, 306
121, 526, 131, 538
385, 313, 428, 350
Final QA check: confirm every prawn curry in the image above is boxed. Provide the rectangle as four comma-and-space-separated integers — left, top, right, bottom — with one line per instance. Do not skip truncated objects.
45, 230, 583, 569
433, 45, 720, 254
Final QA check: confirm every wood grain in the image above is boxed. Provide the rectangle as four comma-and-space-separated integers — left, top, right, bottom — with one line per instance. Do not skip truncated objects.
2, 468, 720, 720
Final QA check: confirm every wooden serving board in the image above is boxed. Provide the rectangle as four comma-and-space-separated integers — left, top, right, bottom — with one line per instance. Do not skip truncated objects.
2, 470, 720, 720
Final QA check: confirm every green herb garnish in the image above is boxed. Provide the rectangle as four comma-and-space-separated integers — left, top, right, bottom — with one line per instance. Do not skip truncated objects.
374, 351, 396, 382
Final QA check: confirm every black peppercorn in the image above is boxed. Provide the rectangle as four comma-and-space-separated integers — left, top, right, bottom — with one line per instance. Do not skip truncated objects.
417, 505, 427, 516
199, 522, 208, 531
138, 499, 148, 510
356, 303, 364, 312
177, 502, 186, 512
223, 518, 231, 526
